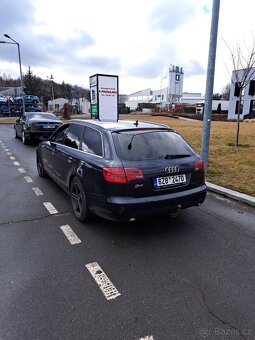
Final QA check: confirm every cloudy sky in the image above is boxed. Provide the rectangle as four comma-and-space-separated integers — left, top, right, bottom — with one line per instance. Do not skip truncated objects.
0, 0, 255, 95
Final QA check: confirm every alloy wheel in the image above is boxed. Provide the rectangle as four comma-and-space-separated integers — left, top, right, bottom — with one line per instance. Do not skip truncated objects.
70, 177, 90, 221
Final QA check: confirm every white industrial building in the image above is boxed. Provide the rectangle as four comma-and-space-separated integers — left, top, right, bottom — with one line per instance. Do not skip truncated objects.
228, 68, 255, 120
125, 65, 203, 110
126, 88, 168, 111
182, 92, 204, 105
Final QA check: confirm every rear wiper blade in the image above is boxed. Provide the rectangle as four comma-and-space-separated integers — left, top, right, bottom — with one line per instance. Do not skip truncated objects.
165, 154, 191, 159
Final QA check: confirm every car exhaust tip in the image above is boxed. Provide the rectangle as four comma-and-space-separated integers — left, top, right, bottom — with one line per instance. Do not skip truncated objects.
129, 217, 136, 222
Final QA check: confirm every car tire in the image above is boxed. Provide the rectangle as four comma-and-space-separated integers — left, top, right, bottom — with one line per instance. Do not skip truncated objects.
36, 154, 47, 177
70, 177, 91, 222
22, 130, 28, 144
15, 128, 18, 138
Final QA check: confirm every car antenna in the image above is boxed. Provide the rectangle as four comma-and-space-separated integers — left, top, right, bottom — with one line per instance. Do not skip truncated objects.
134, 120, 138, 127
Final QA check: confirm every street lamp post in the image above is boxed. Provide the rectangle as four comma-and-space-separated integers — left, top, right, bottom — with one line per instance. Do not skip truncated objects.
47, 75, 55, 112
201, 0, 220, 171
0, 34, 26, 114
160, 76, 167, 111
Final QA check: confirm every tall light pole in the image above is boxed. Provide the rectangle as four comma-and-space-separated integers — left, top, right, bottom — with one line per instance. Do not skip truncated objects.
160, 76, 167, 111
47, 74, 55, 112
0, 34, 26, 114
201, 0, 220, 171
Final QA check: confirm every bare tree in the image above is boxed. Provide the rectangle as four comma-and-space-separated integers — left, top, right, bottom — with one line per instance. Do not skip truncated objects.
221, 82, 231, 100
224, 37, 255, 146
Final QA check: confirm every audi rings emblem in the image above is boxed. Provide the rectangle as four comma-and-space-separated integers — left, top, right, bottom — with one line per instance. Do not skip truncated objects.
165, 166, 180, 174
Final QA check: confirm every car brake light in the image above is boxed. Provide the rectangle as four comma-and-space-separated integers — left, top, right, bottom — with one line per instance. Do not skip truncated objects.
103, 168, 144, 183
125, 168, 144, 182
194, 159, 205, 172
103, 168, 126, 183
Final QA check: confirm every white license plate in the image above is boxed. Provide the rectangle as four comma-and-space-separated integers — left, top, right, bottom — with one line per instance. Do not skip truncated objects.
154, 174, 186, 187
44, 125, 54, 129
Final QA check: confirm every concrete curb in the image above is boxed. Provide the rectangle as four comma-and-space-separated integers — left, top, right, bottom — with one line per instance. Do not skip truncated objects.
206, 181, 255, 207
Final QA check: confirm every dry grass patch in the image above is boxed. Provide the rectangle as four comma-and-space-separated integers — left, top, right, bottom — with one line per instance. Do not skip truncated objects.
120, 114, 255, 196
0, 117, 17, 124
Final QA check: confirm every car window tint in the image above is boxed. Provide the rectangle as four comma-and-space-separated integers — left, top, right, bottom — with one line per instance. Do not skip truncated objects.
64, 124, 83, 149
81, 127, 103, 156
29, 113, 60, 120
51, 125, 70, 143
113, 130, 194, 161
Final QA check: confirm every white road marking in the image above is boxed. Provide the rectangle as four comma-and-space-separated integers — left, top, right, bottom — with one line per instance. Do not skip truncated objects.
138, 336, 155, 340
86, 262, 121, 300
43, 202, 58, 214
60, 225, 81, 245
32, 187, 43, 195
13, 161, 20, 166
10, 156, 15, 160
7, 152, 12, 155
4, 148, 9, 151
18, 168, 26, 173
24, 176, 33, 183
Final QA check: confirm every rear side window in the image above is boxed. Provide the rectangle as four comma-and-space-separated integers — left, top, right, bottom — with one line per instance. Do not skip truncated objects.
51, 124, 70, 143
64, 124, 84, 149
81, 127, 103, 156
113, 130, 194, 161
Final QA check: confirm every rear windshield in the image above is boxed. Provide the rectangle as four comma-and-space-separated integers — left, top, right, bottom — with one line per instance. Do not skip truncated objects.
113, 130, 194, 161
28, 113, 60, 120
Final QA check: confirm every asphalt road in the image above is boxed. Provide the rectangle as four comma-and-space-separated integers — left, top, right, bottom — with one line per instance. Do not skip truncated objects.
1, 124, 255, 340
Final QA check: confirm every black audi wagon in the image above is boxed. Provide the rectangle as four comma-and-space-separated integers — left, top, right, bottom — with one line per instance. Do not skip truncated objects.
36, 119, 207, 222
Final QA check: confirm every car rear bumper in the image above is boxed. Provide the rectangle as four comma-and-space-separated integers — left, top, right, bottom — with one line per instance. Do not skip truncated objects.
90, 184, 207, 221
24, 130, 55, 140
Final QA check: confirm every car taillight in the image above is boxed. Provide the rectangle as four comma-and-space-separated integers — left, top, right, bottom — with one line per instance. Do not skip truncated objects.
103, 168, 144, 183
194, 159, 205, 172
125, 168, 144, 182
